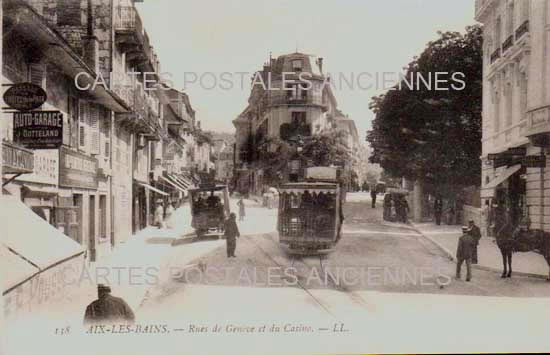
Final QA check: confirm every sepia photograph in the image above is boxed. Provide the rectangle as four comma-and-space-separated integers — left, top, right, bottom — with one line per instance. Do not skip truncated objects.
1, 0, 550, 354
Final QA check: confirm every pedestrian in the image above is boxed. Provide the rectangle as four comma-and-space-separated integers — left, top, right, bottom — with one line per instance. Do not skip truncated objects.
467, 219, 481, 264
237, 197, 245, 221
224, 212, 240, 258
370, 187, 377, 208
434, 196, 443, 226
154, 199, 165, 229
165, 200, 175, 229
456, 226, 475, 281
84, 284, 135, 325
383, 194, 392, 221
400, 196, 410, 223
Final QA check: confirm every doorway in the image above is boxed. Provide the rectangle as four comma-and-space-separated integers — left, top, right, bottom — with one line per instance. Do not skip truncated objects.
89, 195, 96, 261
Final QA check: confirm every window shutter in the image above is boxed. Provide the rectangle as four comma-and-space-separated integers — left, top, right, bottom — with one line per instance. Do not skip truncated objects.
28, 63, 46, 88
79, 101, 87, 149
89, 105, 100, 155
101, 108, 111, 158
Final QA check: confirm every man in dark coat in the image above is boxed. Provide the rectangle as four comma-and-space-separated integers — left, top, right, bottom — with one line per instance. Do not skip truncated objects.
84, 284, 135, 325
370, 188, 377, 208
467, 219, 482, 264
224, 212, 240, 257
434, 197, 443, 226
456, 227, 475, 281
383, 194, 392, 221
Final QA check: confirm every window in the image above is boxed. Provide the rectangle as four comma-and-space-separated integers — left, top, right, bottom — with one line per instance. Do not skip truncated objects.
520, 0, 530, 23
286, 82, 308, 101
100, 108, 111, 158
66, 97, 79, 147
505, 82, 513, 127
292, 59, 303, 72
58, 0, 82, 26
506, 2, 515, 37
495, 17, 502, 47
494, 88, 500, 133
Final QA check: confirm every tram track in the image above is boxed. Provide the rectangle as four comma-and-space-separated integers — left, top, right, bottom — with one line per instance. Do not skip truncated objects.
242, 234, 336, 317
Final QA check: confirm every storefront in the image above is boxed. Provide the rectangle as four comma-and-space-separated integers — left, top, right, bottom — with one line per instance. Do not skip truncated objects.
58, 147, 101, 261
482, 146, 543, 231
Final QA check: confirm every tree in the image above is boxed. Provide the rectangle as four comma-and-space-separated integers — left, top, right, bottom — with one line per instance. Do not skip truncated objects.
367, 25, 482, 192
259, 129, 353, 186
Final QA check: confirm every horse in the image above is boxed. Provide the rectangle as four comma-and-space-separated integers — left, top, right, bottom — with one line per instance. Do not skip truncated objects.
495, 221, 550, 280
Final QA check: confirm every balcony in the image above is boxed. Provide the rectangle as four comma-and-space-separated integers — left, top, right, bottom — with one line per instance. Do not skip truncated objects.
490, 48, 501, 64
516, 20, 529, 40
502, 35, 514, 53
114, 6, 158, 75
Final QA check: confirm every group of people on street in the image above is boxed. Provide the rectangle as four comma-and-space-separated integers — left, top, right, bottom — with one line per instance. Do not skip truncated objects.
153, 199, 176, 229
382, 193, 409, 223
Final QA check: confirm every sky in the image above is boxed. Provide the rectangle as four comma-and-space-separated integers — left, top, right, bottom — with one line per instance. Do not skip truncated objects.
136, 0, 477, 140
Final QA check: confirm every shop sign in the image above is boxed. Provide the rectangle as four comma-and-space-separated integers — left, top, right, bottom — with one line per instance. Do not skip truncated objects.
523, 155, 547, 168
2, 141, 34, 174
59, 147, 98, 189
13, 111, 63, 149
3, 83, 47, 111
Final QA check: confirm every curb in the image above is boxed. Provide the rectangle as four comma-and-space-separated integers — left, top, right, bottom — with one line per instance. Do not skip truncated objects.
410, 223, 549, 281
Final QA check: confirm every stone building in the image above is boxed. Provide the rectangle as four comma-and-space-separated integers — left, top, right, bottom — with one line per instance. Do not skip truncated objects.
475, 0, 550, 230
232, 52, 356, 195
1, 0, 199, 260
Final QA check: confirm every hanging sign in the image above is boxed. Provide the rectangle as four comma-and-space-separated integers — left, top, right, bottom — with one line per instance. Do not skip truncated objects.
13, 111, 63, 149
3, 83, 47, 111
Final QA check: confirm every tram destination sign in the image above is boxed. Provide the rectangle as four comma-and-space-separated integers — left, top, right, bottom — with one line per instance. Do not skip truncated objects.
3, 83, 47, 111
13, 111, 63, 149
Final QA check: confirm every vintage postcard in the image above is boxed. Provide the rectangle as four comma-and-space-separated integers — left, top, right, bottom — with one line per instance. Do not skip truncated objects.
2, 0, 550, 354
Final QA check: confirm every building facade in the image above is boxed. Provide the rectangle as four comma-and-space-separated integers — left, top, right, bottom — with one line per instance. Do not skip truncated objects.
1, 0, 201, 261
476, 0, 550, 230
232, 52, 357, 195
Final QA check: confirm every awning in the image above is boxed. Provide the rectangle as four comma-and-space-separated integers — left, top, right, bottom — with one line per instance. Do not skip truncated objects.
159, 175, 186, 194
173, 174, 191, 188
137, 182, 169, 196
482, 164, 522, 198
1, 196, 85, 293
166, 174, 189, 191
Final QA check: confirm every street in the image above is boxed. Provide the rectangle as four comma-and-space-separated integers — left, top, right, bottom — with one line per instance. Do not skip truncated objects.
7, 193, 550, 355
142, 192, 550, 311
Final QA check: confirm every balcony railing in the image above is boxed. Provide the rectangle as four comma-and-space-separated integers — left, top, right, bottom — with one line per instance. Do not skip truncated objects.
516, 20, 529, 40
502, 35, 514, 53
490, 48, 501, 64
114, 6, 157, 73
114, 6, 143, 39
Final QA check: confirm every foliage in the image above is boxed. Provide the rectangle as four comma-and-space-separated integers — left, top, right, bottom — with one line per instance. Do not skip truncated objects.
367, 25, 482, 189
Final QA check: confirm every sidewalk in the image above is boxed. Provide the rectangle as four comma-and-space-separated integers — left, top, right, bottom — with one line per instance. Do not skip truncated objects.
412, 222, 550, 278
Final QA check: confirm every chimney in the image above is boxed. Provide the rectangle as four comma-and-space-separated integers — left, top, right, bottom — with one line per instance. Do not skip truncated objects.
82, 0, 99, 73
317, 57, 324, 74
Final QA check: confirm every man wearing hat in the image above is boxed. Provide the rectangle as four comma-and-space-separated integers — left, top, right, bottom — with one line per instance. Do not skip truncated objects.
467, 219, 482, 264
224, 212, 241, 258
154, 199, 165, 229
84, 284, 135, 324
456, 226, 475, 281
